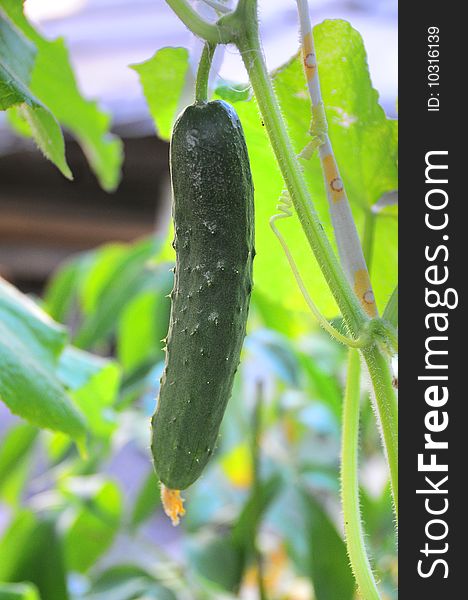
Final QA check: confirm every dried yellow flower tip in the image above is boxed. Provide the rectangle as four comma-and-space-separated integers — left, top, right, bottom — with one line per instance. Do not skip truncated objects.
160, 484, 185, 526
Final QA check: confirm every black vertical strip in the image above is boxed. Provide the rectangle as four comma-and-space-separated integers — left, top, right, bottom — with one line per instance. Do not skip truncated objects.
399, 1, 464, 596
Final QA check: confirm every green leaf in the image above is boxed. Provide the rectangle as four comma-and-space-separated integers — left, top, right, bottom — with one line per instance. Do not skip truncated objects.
0, 9, 36, 109
74, 239, 160, 349
187, 531, 244, 593
117, 270, 172, 372
131, 47, 190, 140
0, 9, 71, 178
0, 512, 69, 600
130, 470, 161, 530
270, 485, 354, 600
215, 80, 251, 103
43, 254, 90, 323
87, 566, 177, 600
1, 0, 122, 190
0, 583, 40, 600
299, 489, 355, 600
232, 474, 283, 552
0, 423, 37, 501
0, 278, 87, 441
57, 347, 120, 437
382, 285, 398, 329
62, 478, 122, 573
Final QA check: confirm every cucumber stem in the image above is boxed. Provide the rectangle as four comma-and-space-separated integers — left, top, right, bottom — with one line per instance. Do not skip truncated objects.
195, 43, 216, 103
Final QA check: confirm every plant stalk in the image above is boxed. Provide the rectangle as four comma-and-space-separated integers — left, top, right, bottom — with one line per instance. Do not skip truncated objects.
341, 349, 380, 600
195, 43, 216, 103
233, 6, 367, 337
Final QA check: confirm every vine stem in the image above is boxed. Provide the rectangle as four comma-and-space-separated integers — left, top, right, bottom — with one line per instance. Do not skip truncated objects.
362, 345, 398, 517
195, 42, 216, 102
233, 4, 367, 337
341, 349, 380, 600
165, 0, 227, 43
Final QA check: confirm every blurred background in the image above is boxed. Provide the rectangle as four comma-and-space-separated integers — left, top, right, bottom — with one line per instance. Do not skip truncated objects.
0, 1, 397, 599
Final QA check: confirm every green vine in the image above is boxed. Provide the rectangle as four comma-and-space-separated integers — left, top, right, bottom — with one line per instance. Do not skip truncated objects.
341, 349, 380, 600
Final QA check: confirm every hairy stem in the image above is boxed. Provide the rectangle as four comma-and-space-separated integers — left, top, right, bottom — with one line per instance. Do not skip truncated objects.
233, 5, 367, 337
341, 350, 380, 600
362, 346, 398, 517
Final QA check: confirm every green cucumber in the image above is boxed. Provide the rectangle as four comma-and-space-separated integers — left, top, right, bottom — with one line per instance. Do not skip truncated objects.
151, 100, 255, 491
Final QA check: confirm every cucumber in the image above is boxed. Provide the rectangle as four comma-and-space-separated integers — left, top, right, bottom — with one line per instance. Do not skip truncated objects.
151, 100, 255, 491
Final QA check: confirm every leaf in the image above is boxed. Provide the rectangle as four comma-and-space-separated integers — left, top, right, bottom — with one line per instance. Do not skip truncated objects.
0, 9, 71, 177
0, 583, 40, 600
73, 239, 160, 349
0, 278, 87, 441
62, 478, 122, 573
0, 423, 37, 501
131, 47, 190, 140
0, 512, 69, 600
129, 471, 161, 530
232, 474, 283, 553
1, 0, 122, 190
298, 489, 355, 600
117, 270, 172, 372
245, 329, 303, 387
269, 485, 354, 600
43, 254, 90, 323
0, 10, 35, 109
187, 531, 244, 593
57, 347, 120, 437
87, 566, 176, 600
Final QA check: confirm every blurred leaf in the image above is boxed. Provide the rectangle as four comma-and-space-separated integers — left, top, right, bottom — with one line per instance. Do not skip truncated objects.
270, 485, 354, 600
131, 47, 189, 140
187, 531, 244, 593
130, 470, 161, 530
0, 423, 37, 502
58, 347, 121, 437
74, 239, 160, 349
0, 583, 40, 600
245, 329, 303, 387
0, 512, 69, 600
79, 244, 128, 316
43, 254, 91, 323
232, 474, 283, 553
117, 268, 172, 372
62, 478, 122, 573
360, 483, 395, 552
1, 0, 122, 190
298, 350, 342, 419
86, 565, 176, 600
382, 285, 398, 329
0, 10, 71, 178
0, 278, 87, 441
299, 488, 354, 600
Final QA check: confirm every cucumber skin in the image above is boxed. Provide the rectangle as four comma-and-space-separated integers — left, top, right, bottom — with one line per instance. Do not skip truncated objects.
151, 100, 255, 490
